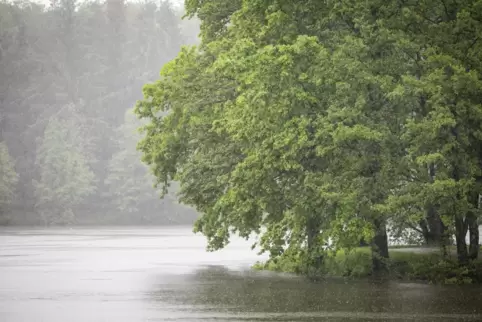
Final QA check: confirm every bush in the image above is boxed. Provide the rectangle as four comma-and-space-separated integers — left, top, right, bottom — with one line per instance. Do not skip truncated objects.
322, 248, 372, 278
254, 247, 482, 284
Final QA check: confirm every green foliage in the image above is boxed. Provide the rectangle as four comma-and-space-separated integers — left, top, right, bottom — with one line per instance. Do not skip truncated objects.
388, 252, 482, 285
33, 117, 96, 225
137, 0, 482, 276
323, 249, 374, 278
105, 109, 159, 214
256, 247, 482, 284
104, 109, 198, 224
0, 142, 18, 218
0, 0, 200, 225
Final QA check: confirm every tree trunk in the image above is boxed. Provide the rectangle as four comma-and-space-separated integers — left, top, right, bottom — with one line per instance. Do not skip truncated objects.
371, 219, 389, 274
425, 206, 445, 246
306, 217, 318, 251
306, 217, 323, 271
419, 219, 430, 244
454, 215, 468, 264
423, 163, 446, 246
467, 187, 480, 260
468, 214, 479, 260
451, 159, 470, 264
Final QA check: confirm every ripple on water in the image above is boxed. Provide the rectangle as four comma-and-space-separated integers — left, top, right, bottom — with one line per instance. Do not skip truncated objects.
1, 227, 482, 322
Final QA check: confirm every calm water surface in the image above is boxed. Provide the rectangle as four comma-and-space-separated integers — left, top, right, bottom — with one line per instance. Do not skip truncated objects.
1, 227, 481, 322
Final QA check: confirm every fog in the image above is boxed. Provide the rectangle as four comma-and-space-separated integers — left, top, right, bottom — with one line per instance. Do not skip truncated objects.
0, 0, 201, 226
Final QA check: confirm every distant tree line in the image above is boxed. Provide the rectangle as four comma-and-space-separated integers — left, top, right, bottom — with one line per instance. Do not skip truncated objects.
0, 0, 200, 226
136, 0, 482, 272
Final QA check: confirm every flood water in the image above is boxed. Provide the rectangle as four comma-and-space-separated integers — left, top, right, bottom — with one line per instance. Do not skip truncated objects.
1, 227, 482, 322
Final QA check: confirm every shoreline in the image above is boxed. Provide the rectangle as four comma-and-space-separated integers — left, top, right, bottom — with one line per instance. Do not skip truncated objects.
252, 246, 482, 285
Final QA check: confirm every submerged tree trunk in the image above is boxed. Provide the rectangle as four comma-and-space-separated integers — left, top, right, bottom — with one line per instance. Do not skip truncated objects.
371, 218, 389, 274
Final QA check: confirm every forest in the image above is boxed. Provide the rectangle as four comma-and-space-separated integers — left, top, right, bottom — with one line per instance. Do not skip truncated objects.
135, 0, 482, 282
0, 0, 200, 226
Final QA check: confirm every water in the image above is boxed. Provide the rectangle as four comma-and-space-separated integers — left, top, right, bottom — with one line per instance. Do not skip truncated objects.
1, 227, 481, 322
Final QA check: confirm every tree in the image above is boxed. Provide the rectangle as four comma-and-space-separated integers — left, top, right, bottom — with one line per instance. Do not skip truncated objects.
376, 0, 482, 262
105, 110, 152, 213
33, 117, 96, 225
0, 142, 18, 222
0, 0, 47, 212
137, 0, 482, 274
105, 108, 199, 224
0, 0, 200, 225
136, 0, 405, 273
104, 109, 163, 218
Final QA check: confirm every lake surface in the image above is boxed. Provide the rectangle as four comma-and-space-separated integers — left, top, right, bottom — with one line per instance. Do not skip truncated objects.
1, 227, 482, 321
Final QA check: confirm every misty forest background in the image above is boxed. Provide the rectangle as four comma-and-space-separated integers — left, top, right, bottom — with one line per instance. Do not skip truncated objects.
0, 0, 200, 226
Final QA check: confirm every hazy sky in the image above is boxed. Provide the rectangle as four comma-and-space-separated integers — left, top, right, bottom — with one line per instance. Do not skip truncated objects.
30, 0, 184, 8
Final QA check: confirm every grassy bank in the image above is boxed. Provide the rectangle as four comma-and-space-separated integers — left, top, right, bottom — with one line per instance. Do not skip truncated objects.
253, 247, 482, 284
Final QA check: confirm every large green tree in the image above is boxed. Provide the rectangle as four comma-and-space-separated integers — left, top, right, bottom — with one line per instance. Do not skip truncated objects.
376, 0, 482, 262
136, 0, 402, 272
137, 0, 482, 272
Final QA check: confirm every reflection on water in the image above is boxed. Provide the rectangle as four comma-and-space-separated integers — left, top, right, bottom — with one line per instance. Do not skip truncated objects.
149, 266, 482, 321
1, 227, 482, 321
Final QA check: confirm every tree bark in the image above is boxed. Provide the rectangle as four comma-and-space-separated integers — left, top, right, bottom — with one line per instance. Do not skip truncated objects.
423, 163, 446, 246
306, 217, 318, 251
371, 218, 389, 274
451, 155, 469, 264
306, 217, 323, 271
420, 205, 446, 246
454, 215, 468, 264
467, 189, 479, 260
467, 213, 479, 260
419, 219, 430, 244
